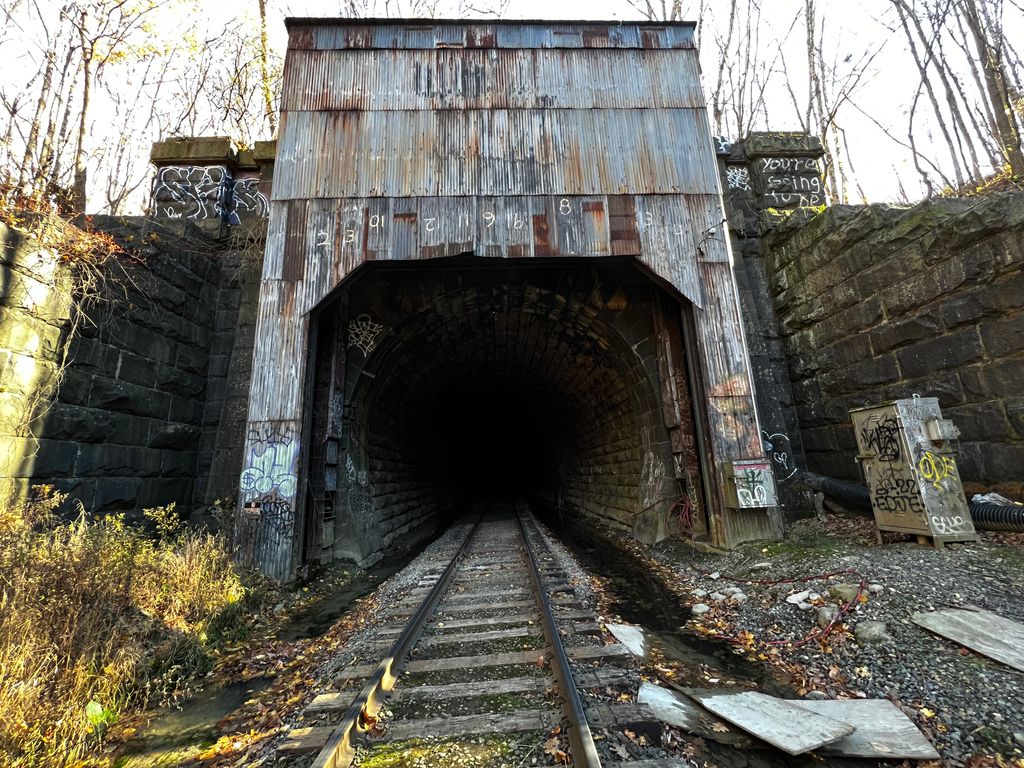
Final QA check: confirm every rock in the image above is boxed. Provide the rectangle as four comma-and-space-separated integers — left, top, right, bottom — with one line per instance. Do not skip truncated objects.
786, 590, 811, 604
723, 586, 743, 596
749, 562, 772, 571
710, 592, 727, 602
854, 620, 893, 645
691, 588, 708, 598
817, 606, 840, 628
798, 601, 814, 611
808, 592, 821, 601
828, 583, 861, 603
692, 603, 711, 615
804, 690, 829, 700
732, 593, 748, 604
868, 583, 884, 594
1014, 732, 1024, 747
709, 571, 721, 580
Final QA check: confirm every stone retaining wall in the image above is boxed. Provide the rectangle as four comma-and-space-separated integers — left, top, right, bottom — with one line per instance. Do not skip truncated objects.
1, 214, 260, 517
767, 192, 1024, 492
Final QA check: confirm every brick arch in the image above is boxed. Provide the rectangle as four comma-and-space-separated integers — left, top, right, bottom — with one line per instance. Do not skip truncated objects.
342, 280, 669, 552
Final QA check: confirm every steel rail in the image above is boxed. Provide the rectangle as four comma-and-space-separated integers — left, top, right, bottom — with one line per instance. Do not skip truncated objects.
311, 518, 481, 768
516, 510, 603, 768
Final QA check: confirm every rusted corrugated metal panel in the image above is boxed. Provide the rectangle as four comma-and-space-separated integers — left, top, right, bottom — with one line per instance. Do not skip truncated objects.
286, 20, 695, 51
268, 194, 717, 311
247, 281, 307, 422
272, 109, 719, 199
280, 49, 705, 112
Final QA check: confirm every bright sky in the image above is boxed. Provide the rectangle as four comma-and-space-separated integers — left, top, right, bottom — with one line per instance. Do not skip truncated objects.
236, 0, 1020, 203
4, 0, 1021, 208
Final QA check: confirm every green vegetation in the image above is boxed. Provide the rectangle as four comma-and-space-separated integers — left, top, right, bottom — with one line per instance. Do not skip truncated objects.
0, 487, 260, 768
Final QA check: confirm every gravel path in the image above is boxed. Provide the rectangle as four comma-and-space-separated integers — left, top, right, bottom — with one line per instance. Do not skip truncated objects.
629, 512, 1024, 766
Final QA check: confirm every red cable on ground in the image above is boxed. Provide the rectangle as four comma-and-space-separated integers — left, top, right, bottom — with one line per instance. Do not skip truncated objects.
687, 565, 868, 649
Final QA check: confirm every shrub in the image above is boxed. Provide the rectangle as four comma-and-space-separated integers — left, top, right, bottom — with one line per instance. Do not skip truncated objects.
0, 488, 255, 767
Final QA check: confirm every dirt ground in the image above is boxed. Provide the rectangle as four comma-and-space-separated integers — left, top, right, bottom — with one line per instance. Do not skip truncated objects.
610, 510, 1024, 767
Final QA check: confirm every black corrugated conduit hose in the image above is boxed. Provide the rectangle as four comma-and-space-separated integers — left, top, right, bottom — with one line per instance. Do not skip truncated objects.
797, 470, 1024, 533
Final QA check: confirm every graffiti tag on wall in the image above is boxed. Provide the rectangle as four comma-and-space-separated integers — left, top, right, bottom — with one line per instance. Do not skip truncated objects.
761, 430, 797, 482
240, 425, 299, 499
347, 314, 384, 356
153, 165, 269, 225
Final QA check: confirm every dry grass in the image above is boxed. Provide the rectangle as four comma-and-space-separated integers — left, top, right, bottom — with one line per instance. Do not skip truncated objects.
0, 488, 257, 768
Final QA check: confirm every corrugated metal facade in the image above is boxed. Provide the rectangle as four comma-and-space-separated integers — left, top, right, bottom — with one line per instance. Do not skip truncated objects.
239, 18, 771, 580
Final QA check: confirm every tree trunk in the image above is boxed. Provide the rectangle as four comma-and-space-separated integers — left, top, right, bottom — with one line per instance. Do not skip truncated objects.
72, 8, 91, 213
962, 0, 1024, 176
257, 0, 276, 136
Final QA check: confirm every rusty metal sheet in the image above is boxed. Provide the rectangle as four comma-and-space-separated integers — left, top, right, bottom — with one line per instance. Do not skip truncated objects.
248, 281, 308, 422
286, 20, 695, 51
272, 109, 719, 200
280, 49, 704, 112
268, 194, 714, 309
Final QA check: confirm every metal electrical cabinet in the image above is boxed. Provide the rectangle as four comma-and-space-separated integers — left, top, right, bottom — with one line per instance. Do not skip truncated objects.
851, 397, 979, 546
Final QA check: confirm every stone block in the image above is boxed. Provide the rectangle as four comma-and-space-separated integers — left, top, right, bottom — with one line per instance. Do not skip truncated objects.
827, 334, 873, 368
168, 395, 204, 424
156, 365, 206, 399
940, 270, 1024, 328
810, 298, 883, 346
37, 403, 115, 442
1006, 396, 1024, 438
795, 397, 847, 428
88, 377, 170, 419
76, 443, 162, 477
979, 311, 1024, 358
871, 314, 945, 354
160, 450, 197, 477
91, 478, 142, 510
829, 354, 899, 395
174, 344, 209, 376
976, 443, 1024, 483
961, 359, 1024, 400
946, 402, 1015, 442
801, 426, 839, 453
137, 477, 192, 509
148, 421, 201, 450
28, 439, 79, 476
896, 326, 983, 379
57, 369, 93, 406
878, 260, 962, 317
885, 371, 965, 408
116, 351, 158, 387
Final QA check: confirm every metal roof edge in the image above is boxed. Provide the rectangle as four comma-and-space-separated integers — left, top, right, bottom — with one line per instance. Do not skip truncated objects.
283, 17, 697, 29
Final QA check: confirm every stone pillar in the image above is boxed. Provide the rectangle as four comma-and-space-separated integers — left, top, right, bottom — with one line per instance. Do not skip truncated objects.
150, 137, 273, 233
715, 132, 827, 517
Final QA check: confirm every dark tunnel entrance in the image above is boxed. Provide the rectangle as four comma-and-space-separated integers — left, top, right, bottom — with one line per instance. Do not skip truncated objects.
306, 259, 710, 566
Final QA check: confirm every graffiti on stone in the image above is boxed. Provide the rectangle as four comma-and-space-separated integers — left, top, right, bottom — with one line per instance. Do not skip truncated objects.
714, 135, 731, 154
153, 165, 269, 224
347, 314, 384, 356
726, 166, 752, 191
761, 430, 797, 482
232, 178, 270, 220
240, 425, 298, 499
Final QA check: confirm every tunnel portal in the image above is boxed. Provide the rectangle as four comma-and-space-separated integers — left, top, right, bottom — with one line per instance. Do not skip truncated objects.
236, 18, 780, 581
305, 260, 708, 565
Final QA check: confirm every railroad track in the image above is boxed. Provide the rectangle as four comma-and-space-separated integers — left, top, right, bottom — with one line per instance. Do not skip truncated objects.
277, 501, 685, 767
